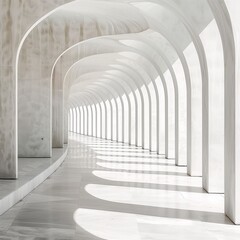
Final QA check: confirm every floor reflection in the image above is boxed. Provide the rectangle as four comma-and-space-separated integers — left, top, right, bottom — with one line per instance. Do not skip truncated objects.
0, 133, 240, 239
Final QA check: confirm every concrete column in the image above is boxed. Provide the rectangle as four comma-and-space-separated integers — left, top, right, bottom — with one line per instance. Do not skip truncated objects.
200, 19, 224, 192
208, 0, 240, 224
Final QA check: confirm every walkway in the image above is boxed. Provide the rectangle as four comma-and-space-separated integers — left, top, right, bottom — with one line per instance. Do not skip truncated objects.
0, 133, 240, 239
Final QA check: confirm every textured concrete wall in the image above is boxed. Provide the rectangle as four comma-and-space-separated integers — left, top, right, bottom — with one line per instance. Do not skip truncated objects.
0, 0, 74, 178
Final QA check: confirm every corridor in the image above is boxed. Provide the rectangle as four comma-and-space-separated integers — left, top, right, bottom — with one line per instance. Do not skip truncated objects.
0, 133, 239, 239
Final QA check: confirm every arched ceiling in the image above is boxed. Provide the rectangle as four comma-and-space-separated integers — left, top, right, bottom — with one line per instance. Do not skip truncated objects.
18, 0, 216, 151
42, 0, 214, 106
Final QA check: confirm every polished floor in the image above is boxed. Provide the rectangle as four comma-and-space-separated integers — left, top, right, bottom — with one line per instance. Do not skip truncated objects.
0, 133, 240, 239
0, 146, 67, 216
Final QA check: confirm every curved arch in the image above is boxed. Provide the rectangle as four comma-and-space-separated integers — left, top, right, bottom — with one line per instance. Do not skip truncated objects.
78, 89, 104, 138
78, 91, 101, 138
50, 34, 171, 153
52, 34, 180, 158
72, 79, 128, 143
52, 31, 186, 162
118, 41, 169, 155
102, 74, 139, 145
93, 79, 133, 143
62, 54, 149, 148
17, 0, 148, 159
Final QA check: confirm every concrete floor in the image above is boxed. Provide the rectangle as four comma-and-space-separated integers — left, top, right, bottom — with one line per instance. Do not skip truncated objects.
0, 133, 240, 239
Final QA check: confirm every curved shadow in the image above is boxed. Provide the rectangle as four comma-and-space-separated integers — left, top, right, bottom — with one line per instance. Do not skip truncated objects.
71, 135, 234, 236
